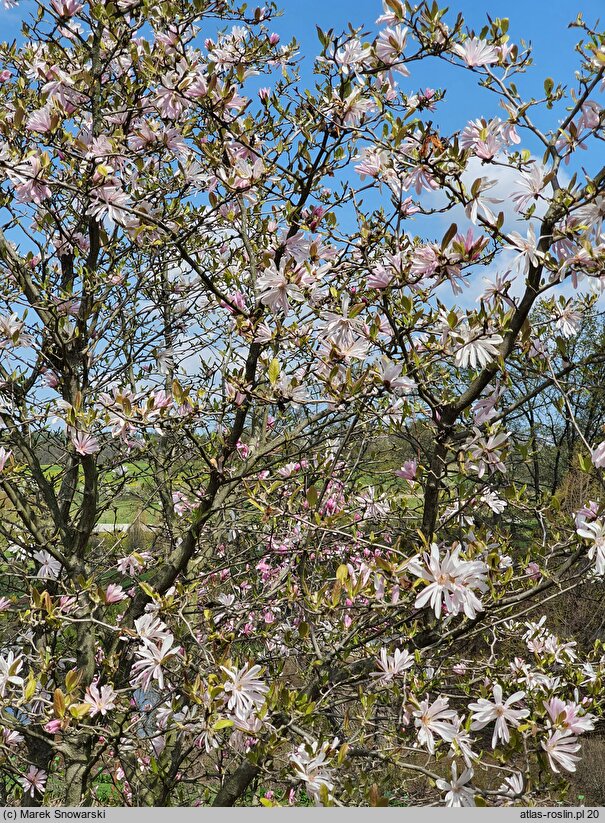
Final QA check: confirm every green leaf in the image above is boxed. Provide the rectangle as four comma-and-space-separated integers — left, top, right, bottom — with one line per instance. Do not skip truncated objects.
54, 688, 66, 718
306, 485, 318, 507
336, 564, 349, 583
268, 358, 280, 385
212, 718, 234, 731
441, 222, 458, 250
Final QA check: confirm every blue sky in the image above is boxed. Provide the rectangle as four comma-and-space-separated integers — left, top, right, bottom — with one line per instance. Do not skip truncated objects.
272, 0, 604, 134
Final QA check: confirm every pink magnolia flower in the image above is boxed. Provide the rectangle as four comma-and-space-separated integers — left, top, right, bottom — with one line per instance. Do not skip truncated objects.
172, 490, 194, 516
50, 0, 82, 15
472, 386, 501, 424
26, 107, 53, 133
575, 500, 599, 529
367, 263, 392, 289
395, 459, 417, 482
256, 262, 302, 315
411, 245, 439, 278
354, 146, 387, 179
103, 584, 127, 604
544, 698, 595, 735
578, 99, 602, 131
20, 767, 47, 798
72, 431, 100, 456
3, 728, 24, 746
8, 155, 51, 203
116, 552, 151, 576
375, 25, 409, 73
512, 164, 548, 213
402, 165, 439, 194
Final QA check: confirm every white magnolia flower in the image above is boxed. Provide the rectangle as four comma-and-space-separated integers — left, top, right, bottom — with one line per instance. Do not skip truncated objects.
505, 224, 541, 276
464, 177, 503, 225
467, 429, 510, 478
591, 442, 605, 469
86, 183, 132, 226
84, 683, 117, 717
449, 720, 478, 767
334, 39, 371, 75
220, 663, 269, 719
32, 550, 62, 580
454, 325, 503, 370
0, 651, 24, 696
408, 543, 488, 620
413, 696, 458, 753
130, 635, 180, 690
468, 684, 529, 747
541, 730, 581, 773
480, 490, 507, 513
257, 262, 302, 315
436, 761, 475, 807
576, 519, 605, 575
512, 164, 548, 212
376, 357, 416, 394
375, 25, 409, 73
553, 300, 582, 338
134, 614, 173, 643
497, 771, 524, 799
289, 739, 335, 805
374, 647, 414, 682
453, 38, 500, 67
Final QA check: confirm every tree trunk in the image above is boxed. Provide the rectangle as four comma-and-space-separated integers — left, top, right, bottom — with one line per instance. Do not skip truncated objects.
212, 760, 259, 806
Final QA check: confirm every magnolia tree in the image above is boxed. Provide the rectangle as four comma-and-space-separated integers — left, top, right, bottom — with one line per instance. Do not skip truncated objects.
1, 0, 605, 807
